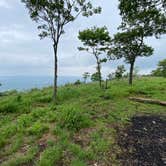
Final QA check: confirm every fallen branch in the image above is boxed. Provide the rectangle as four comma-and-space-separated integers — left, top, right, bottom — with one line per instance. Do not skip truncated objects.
129, 97, 166, 106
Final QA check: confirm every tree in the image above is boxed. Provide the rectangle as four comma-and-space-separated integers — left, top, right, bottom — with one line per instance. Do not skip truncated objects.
115, 65, 126, 79
119, 0, 166, 38
117, 0, 166, 84
107, 72, 115, 80
78, 26, 111, 87
111, 30, 153, 85
22, 0, 101, 101
82, 72, 90, 83
152, 59, 166, 77
91, 72, 101, 82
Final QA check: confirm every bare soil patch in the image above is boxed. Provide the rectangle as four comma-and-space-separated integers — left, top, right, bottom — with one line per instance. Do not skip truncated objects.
118, 115, 166, 166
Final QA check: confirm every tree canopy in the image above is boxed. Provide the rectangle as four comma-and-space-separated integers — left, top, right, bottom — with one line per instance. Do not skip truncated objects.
78, 26, 111, 87
119, 0, 166, 38
152, 59, 166, 77
111, 29, 153, 84
112, 30, 154, 64
22, 0, 101, 100
22, 0, 101, 41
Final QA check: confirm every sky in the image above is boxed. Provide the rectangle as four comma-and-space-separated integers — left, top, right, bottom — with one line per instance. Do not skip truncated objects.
0, 0, 165, 77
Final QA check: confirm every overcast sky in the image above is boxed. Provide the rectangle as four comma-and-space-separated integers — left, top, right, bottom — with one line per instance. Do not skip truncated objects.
0, 0, 165, 77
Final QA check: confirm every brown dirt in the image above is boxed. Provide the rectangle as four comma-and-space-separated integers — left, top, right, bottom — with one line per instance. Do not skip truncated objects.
73, 127, 97, 147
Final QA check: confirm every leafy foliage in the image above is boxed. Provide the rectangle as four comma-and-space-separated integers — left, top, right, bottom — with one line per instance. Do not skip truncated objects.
152, 59, 166, 77
38, 146, 62, 166
111, 29, 153, 85
119, 0, 166, 38
57, 105, 91, 131
22, 0, 101, 41
117, 0, 166, 85
112, 30, 154, 64
91, 72, 101, 82
82, 72, 90, 83
115, 65, 126, 79
21, 0, 101, 99
78, 26, 111, 87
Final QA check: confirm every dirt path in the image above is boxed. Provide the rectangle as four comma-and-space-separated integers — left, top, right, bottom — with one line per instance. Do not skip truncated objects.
118, 115, 166, 166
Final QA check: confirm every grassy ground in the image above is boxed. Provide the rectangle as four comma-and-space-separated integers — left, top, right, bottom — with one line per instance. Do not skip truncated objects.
0, 77, 165, 166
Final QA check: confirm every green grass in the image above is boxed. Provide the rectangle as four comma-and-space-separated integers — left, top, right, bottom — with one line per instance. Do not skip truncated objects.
0, 77, 165, 165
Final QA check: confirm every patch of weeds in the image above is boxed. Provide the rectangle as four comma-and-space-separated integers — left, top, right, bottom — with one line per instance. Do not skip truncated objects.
0, 137, 6, 149
68, 143, 93, 161
27, 122, 49, 136
40, 111, 57, 123
0, 124, 17, 148
99, 91, 113, 100
30, 108, 46, 119
57, 87, 80, 102
0, 96, 31, 114
1, 146, 38, 166
0, 134, 23, 156
70, 159, 87, 166
0, 99, 19, 113
35, 94, 52, 103
17, 114, 34, 130
56, 105, 91, 132
54, 126, 71, 140
38, 146, 63, 166
90, 132, 110, 158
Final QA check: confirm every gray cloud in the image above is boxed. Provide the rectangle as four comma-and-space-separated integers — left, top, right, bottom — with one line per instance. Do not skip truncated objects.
0, 0, 165, 76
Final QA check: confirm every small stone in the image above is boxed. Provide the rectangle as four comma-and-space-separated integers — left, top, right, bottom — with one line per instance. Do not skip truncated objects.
152, 121, 156, 124
143, 127, 147, 131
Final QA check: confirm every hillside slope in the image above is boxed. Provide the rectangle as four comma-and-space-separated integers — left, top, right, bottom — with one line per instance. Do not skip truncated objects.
0, 77, 166, 166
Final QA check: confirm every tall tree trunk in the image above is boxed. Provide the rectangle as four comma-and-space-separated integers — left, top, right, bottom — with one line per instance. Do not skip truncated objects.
129, 61, 135, 85
53, 43, 58, 101
97, 61, 102, 88
94, 53, 102, 88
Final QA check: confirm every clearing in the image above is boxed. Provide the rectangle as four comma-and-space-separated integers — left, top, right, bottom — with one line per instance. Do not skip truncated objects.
0, 77, 165, 166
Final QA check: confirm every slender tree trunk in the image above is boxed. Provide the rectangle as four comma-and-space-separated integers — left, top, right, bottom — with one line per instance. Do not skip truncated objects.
97, 61, 102, 88
94, 53, 102, 88
129, 61, 135, 85
53, 43, 58, 101
105, 79, 108, 89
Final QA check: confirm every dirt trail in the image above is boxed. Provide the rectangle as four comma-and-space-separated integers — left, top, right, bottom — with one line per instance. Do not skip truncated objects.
118, 115, 166, 166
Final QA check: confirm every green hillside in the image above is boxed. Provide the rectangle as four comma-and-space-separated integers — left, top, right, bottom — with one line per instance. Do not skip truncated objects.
0, 77, 165, 166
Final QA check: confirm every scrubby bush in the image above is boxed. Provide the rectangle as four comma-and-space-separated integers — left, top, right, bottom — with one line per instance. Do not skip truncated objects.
0, 99, 19, 113
17, 114, 34, 130
57, 105, 91, 131
38, 146, 62, 166
70, 159, 87, 166
74, 80, 82, 85
27, 122, 49, 135
0, 96, 31, 114
34, 94, 52, 103
115, 65, 126, 79
57, 87, 80, 102
151, 59, 166, 77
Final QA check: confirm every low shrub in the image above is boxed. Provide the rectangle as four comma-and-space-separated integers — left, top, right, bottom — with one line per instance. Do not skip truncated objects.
38, 146, 62, 166
57, 105, 91, 131
0, 100, 19, 113
34, 95, 52, 103
70, 159, 87, 166
57, 87, 80, 102
27, 122, 49, 136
